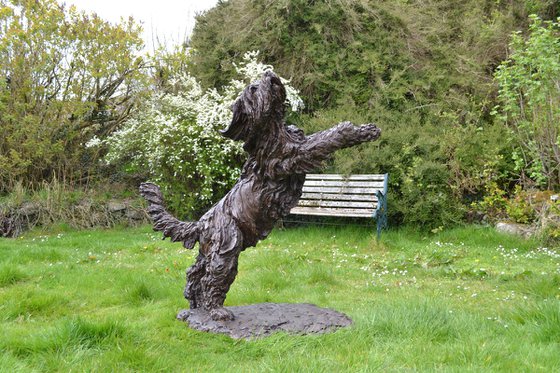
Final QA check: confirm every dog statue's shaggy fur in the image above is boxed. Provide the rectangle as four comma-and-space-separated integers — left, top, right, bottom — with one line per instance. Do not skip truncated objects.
140, 71, 381, 321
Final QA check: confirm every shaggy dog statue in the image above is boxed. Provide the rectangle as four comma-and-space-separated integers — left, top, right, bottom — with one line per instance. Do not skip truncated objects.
140, 71, 381, 321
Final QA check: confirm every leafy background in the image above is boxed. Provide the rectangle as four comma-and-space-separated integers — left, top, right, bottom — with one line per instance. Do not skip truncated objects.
1, 0, 560, 230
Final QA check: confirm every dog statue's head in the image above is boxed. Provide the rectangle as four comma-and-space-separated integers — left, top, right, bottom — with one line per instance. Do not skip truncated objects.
221, 70, 287, 145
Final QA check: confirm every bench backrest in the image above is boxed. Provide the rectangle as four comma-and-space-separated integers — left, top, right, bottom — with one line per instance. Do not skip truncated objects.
290, 174, 388, 218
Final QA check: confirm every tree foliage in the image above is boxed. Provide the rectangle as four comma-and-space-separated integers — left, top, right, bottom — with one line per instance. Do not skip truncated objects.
190, 0, 557, 112
2, 0, 559, 229
0, 0, 146, 191
494, 15, 560, 189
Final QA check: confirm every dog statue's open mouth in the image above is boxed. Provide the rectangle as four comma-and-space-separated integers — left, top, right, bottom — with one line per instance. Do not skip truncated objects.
220, 119, 244, 140
268, 74, 282, 86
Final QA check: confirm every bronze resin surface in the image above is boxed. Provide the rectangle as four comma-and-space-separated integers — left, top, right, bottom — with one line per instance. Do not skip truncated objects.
140, 71, 381, 322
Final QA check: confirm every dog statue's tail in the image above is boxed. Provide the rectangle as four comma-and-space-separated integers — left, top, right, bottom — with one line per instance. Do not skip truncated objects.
139, 182, 200, 249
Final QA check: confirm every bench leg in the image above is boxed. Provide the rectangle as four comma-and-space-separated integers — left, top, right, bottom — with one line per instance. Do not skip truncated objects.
375, 190, 388, 240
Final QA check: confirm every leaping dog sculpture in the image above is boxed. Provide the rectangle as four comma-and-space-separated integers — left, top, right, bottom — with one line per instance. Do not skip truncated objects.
140, 71, 381, 321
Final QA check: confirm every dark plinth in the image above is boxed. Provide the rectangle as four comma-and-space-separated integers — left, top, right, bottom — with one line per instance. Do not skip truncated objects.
177, 303, 352, 339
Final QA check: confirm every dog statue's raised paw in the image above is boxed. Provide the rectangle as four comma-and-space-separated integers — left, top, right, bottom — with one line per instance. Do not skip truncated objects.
360, 123, 381, 141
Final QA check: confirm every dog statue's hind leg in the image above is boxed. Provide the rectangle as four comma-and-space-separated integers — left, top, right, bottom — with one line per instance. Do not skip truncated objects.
188, 214, 243, 321
184, 254, 207, 309
201, 251, 240, 321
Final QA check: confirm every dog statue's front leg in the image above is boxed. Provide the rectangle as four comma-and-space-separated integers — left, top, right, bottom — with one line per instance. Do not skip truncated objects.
284, 122, 381, 174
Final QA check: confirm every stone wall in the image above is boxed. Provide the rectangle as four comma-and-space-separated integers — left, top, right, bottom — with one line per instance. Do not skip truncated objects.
0, 199, 148, 238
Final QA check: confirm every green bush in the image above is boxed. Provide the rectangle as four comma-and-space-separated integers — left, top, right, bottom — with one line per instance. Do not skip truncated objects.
505, 186, 538, 224
299, 106, 512, 228
188, 0, 558, 228
473, 182, 509, 223
494, 15, 560, 189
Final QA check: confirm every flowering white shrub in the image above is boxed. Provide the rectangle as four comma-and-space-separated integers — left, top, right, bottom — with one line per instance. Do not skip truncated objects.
99, 51, 304, 216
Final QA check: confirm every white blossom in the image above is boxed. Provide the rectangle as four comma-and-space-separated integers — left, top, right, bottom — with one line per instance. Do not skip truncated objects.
84, 136, 102, 148
103, 51, 304, 212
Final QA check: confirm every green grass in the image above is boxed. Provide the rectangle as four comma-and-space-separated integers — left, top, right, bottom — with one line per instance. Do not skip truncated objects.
0, 225, 559, 372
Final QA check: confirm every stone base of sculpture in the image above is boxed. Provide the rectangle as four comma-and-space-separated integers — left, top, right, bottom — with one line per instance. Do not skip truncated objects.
177, 303, 352, 339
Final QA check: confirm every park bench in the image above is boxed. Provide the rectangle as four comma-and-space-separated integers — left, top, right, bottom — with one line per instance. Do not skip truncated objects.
290, 173, 389, 239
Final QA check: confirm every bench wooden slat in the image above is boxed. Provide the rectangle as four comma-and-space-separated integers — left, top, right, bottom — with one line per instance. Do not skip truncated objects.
290, 206, 376, 218
290, 173, 388, 239
297, 200, 376, 209
306, 174, 386, 181
300, 192, 378, 202
303, 180, 385, 188
302, 186, 381, 195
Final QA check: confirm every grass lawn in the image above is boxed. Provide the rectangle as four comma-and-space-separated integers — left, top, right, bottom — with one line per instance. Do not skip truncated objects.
1, 224, 559, 372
